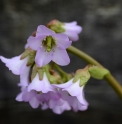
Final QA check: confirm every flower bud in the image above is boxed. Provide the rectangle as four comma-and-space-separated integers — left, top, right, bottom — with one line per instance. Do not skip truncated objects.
47, 20, 65, 33
47, 19, 82, 41
88, 66, 110, 79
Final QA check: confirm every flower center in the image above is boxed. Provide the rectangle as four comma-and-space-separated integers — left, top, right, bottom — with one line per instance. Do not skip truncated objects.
42, 36, 56, 52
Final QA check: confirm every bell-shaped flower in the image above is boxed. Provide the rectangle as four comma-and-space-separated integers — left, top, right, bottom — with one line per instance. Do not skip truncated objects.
0, 47, 35, 76
53, 78, 88, 106
0, 55, 28, 75
16, 87, 40, 109
52, 99, 71, 114
62, 21, 82, 41
28, 72, 55, 93
40, 91, 71, 114
68, 95, 88, 112
47, 20, 82, 41
27, 25, 72, 67
57, 89, 88, 112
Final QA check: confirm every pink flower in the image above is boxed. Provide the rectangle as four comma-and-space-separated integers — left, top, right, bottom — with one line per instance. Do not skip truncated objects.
16, 87, 40, 108
28, 73, 55, 93
53, 78, 88, 109
47, 20, 82, 42
27, 25, 72, 67
62, 21, 82, 41
0, 55, 29, 75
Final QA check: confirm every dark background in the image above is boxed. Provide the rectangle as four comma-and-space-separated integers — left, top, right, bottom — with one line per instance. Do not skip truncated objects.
0, 0, 122, 124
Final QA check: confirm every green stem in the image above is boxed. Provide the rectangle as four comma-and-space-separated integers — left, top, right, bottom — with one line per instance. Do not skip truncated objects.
67, 45, 122, 99
54, 64, 71, 82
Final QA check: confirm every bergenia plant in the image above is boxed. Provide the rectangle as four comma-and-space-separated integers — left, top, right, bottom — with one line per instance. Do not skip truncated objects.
0, 19, 122, 114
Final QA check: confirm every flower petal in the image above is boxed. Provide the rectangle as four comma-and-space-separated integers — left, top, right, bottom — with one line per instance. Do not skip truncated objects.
36, 25, 55, 37
16, 92, 23, 102
28, 73, 43, 92
29, 97, 40, 108
27, 36, 45, 50
0, 55, 28, 75
41, 103, 49, 110
19, 63, 30, 87
35, 47, 52, 67
63, 80, 81, 96
52, 100, 71, 114
64, 21, 77, 26
76, 89, 89, 106
64, 24, 82, 34
28, 73, 54, 93
42, 73, 55, 93
64, 30, 79, 41
52, 34, 72, 49
53, 78, 73, 89
22, 89, 35, 102
52, 48, 70, 66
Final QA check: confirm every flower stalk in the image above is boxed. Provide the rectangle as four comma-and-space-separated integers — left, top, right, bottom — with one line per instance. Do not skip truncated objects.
54, 64, 72, 82
67, 45, 122, 99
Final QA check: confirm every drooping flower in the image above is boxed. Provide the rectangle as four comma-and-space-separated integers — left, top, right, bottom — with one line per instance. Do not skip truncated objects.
0, 54, 29, 75
53, 79, 88, 106
62, 21, 82, 41
47, 91, 71, 114
16, 86, 40, 108
28, 72, 55, 93
27, 25, 72, 67
16, 85, 71, 114
0, 47, 36, 76
47, 20, 82, 41
58, 90, 88, 112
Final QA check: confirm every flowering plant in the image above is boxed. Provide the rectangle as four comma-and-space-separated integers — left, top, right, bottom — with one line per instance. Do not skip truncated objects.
1, 20, 122, 114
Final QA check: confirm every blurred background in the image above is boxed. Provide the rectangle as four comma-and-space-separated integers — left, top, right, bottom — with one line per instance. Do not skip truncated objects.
0, 0, 122, 124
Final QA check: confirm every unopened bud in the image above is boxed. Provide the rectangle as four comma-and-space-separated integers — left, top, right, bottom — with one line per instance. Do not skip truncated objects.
88, 66, 110, 79
47, 20, 65, 33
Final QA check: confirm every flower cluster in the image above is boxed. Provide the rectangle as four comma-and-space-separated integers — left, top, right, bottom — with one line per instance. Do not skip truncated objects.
0, 20, 89, 114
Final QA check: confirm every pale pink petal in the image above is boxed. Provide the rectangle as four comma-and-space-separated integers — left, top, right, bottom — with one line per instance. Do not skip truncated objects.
64, 24, 82, 34
48, 99, 63, 109
29, 97, 40, 108
28, 73, 54, 93
63, 80, 81, 96
0, 55, 28, 75
77, 89, 89, 106
27, 36, 45, 50
53, 79, 73, 89
35, 47, 52, 67
52, 106, 62, 114
22, 89, 34, 102
36, 25, 55, 37
64, 21, 77, 26
49, 91, 61, 100
64, 30, 79, 41
52, 48, 70, 66
28, 73, 43, 92
16, 92, 23, 101
78, 104, 88, 111
52, 100, 71, 114
52, 34, 72, 49
19, 62, 30, 87
41, 103, 49, 110
42, 73, 55, 93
